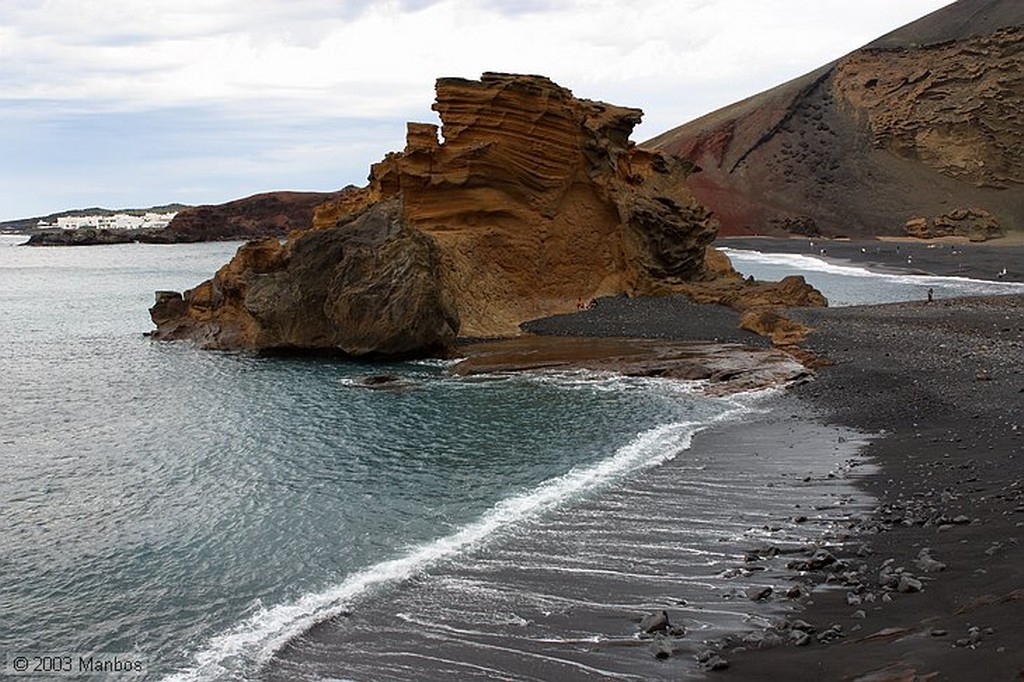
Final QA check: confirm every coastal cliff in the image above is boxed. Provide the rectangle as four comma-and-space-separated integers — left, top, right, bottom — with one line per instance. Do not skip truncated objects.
647, 0, 1024, 238
152, 73, 818, 357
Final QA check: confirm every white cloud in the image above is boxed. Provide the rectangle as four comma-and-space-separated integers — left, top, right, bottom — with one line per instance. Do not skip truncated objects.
0, 0, 956, 218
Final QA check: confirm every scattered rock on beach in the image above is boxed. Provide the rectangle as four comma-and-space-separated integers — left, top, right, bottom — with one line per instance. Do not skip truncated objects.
702, 655, 730, 671
897, 574, 924, 593
639, 609, 670, 634
816, 624, 845, 644
915, 548, 947, 573
790, 630, 812, 646
746, 585, 773, 602
652, 635, 674, 659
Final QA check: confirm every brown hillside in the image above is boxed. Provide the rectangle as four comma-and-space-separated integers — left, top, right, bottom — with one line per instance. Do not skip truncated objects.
165, 190, 343, 241
647, 0, 1024, 238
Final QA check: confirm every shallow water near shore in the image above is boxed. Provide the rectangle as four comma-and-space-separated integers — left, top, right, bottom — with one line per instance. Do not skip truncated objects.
0, 236, 736, 679
721, 246, 1024, 307
2, 234, 1020, 680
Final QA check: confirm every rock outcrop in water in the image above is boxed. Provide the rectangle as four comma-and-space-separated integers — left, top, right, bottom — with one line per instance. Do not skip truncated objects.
647, 0, 1024, 238
151, 198, 459, 356
153, 73, 814, 357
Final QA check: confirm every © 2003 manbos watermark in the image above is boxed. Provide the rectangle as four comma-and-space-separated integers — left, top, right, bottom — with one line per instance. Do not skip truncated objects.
5, 653, 147, 677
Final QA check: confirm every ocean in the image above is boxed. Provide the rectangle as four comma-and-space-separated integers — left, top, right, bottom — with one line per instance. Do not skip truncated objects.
2, 234, 1021, 680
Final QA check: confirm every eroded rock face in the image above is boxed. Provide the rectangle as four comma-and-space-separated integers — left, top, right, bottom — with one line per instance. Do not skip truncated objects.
834, 30, 1023, 191
153, 73, 723, 354
149, 199, 459, 357
314, 73, 717, 338
905, 207, 1004, 241
648, 1, 1024, 237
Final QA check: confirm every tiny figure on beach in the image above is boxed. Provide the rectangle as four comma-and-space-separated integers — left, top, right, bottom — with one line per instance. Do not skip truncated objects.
927, 287, 934, 303
576, 297, 584, 310
998, 267, 1007, 278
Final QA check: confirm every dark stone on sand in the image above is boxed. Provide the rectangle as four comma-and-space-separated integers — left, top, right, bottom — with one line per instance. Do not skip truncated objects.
897, 575, 923, 593
790, 631, 812, 646
816, 625, 845, 644
788, 549, 837, 572
915, 548, 947, 573
746, 586, 773, 602
651, 635, 674, 659
702, 655, 730, 671
639, 610, 669, 634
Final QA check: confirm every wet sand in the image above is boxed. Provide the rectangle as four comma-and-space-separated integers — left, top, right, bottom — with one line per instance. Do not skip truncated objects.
265, 408, 878, 681
517, 290, 1024, 679
719, 294, 1024, 680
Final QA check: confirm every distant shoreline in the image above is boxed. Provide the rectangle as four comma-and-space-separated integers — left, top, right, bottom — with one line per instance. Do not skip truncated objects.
718, 235, 1024, 284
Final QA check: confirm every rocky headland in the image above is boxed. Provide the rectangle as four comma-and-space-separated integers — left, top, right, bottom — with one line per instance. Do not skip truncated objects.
149, 73, 822, 358
647, 0, 1024, 239
163, 190, 344, 241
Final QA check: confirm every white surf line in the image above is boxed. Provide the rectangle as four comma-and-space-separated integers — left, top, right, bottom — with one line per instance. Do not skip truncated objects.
385, 641, 646, 680
166, 403, 754, 682
721, 247, 1024, 289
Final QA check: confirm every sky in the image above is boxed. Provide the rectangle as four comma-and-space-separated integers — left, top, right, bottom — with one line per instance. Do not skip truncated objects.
0, 0, 954, 222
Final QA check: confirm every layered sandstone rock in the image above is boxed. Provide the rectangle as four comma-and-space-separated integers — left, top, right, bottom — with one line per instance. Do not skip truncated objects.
152, 73, 735, 355
648, 0, 1024, 237
314, 73, 719, 338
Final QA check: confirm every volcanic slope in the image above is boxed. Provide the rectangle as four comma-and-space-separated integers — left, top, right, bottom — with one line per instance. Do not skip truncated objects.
647, 0, 1024, 238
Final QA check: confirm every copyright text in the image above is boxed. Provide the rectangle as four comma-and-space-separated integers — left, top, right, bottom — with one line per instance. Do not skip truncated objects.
6, 654, 147, 677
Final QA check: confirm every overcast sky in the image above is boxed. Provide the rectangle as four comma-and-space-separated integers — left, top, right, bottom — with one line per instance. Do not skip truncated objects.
1, 0, 953, 221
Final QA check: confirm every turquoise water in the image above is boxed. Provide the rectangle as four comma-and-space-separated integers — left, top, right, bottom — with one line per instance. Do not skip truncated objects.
0, 235, 733, 679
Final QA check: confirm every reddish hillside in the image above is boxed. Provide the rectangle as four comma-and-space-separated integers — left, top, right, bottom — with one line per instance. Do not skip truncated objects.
647, 0, 1024, 238
165, 190, 344, 241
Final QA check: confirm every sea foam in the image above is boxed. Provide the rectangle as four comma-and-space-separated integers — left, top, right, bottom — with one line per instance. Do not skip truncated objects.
165, 396, 752, 681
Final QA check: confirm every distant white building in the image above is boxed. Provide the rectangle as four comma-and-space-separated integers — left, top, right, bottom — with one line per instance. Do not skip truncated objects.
43, 212, 177, 231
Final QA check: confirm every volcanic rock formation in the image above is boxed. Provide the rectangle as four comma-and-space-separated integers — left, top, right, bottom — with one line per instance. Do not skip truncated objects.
153, 73, 809, 357
648, 0, 1024, 238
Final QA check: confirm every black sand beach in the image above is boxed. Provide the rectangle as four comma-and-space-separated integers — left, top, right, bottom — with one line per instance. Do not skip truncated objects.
720, 236, 1024, 283
720, 294, 1024, 681
266, 244, 1024, 680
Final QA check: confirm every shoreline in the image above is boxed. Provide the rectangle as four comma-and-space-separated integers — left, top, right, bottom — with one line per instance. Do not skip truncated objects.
264, 391, 880, 681
508, 292, 1024, 679
262, 249, 1023, 679
718, 236, 1024, 284
715, 294, 1024, 680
